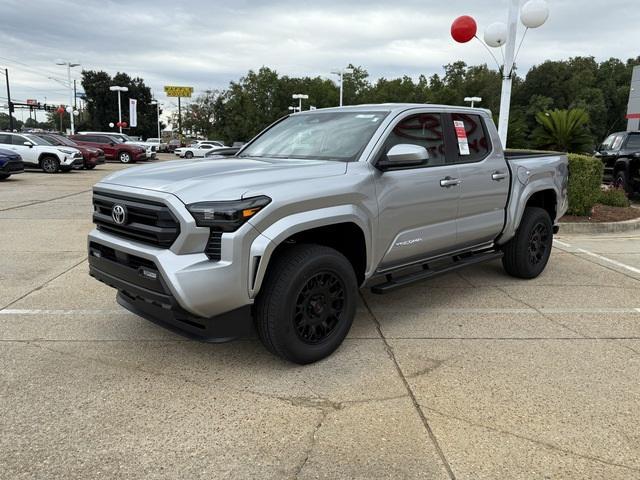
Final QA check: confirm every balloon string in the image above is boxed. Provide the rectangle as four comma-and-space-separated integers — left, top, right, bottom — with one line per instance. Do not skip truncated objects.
511, 27, 529, 77
473, 35, 503, 72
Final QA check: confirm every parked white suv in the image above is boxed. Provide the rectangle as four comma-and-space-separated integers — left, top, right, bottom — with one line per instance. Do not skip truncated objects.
0, 132, 84, 173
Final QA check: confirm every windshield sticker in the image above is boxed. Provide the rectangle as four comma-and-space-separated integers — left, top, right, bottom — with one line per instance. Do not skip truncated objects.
454, 120, 470, 155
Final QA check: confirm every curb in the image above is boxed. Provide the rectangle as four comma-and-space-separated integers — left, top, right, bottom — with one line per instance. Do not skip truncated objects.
559, 216, 640, 234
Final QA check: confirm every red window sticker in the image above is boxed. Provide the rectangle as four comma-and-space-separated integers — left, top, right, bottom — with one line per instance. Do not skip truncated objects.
453, 120, 470, 155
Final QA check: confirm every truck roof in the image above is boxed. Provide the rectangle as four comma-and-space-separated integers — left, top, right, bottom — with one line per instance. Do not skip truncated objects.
294, 103, 493, 117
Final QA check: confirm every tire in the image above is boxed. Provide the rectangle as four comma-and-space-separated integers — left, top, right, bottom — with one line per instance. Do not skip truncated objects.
41, 156, 60, 174
614, 170, 632, 194
85, 164, 96, 170
255, 244, 357, 364
0, 173, 10, 180
502, 207, 553, 279
185, 151, 194, 159
118, 151, 132, 164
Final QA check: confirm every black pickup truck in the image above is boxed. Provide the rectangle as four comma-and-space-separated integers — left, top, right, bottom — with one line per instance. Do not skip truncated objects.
595, 131, 640, 193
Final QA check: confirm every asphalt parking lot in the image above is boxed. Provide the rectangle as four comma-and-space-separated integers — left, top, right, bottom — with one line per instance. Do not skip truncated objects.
1, 156, 639, 480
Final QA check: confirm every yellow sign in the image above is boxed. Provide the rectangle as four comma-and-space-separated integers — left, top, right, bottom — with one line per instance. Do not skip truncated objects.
164, 86, 194, 97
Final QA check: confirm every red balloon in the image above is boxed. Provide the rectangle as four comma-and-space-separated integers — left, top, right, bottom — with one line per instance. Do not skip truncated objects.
121, 122, 128, 128
56, 105, 65, 114
451, 15, 477, 43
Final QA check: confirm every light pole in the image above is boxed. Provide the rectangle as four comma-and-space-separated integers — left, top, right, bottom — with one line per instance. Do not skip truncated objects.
331, 68, 354, 107
150, 100, 161, 142
56, 61, 80, 134
464, 96, 482, 108
292, 94, 309, 112
109, 86, 129, 133
451, 0, 549, 146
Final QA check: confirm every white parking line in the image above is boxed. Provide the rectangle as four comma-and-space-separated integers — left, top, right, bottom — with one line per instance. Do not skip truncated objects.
554, 240, 640, 275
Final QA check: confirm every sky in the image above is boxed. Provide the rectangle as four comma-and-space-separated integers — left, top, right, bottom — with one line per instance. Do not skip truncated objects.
1, 0, 639, 124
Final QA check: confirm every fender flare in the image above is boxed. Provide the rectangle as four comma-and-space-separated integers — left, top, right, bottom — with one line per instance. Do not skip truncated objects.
247, 205, 372, 297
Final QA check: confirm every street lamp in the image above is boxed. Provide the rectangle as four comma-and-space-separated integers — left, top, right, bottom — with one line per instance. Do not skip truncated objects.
292, 94, 309, 112
451, 0, 550, 146
109, 86, 129, 133
150, 100, 161, 143
331, 67, 354, 107
56, 61, 80, 134
464, 96, 482, 108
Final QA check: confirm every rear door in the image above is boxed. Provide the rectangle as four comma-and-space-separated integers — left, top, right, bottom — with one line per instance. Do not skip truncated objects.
449, 112, 509, 247
374, 111, 462, 270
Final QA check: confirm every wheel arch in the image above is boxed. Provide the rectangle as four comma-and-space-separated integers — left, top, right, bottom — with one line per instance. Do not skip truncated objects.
248, 207, 372, 297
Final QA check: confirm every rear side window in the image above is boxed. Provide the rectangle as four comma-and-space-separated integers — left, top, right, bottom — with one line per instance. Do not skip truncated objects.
0, 134, 11, 145
384, 113, 446, 166
625, 134, 640, 150
451, 113, 491, 162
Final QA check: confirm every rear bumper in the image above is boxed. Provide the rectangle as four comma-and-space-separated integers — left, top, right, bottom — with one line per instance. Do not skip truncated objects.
88, 243, 253, 341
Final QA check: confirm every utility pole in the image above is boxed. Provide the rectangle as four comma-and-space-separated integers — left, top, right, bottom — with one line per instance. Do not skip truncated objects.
73, 79, 77, 110
178, 96, 182, 142
331, 68, 354, 107
5, 69, 14, 131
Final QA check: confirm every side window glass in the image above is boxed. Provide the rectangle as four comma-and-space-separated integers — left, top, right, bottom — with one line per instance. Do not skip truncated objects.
625, 135, 640, 150
0, 134, 11, 144
451, 113, 490, 162
12, 135, 27, 145
384, 113, 446, 166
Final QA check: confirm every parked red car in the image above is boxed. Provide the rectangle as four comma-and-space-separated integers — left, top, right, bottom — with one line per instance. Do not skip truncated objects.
69, 134, 146, 164
34, 133, 105, 170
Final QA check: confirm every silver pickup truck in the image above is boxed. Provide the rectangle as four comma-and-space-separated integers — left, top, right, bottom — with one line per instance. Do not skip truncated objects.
88, 104, 568, 364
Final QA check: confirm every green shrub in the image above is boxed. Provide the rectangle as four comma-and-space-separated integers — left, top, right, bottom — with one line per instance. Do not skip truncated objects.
598, 187, 630, 208
567, 154, 603, 216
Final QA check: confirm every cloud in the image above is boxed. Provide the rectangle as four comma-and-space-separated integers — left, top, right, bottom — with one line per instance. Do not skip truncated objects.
2, 0, 638, 122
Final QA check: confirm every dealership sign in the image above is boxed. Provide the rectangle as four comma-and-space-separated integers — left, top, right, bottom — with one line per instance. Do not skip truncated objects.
129, 98, 137, 128
164, 86, 194, 98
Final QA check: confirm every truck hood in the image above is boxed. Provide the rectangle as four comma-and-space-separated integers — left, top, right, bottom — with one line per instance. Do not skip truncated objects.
98, 157, 348, 204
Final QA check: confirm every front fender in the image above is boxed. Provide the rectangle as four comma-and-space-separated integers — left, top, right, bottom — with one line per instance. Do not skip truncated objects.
247, 205, 372, 297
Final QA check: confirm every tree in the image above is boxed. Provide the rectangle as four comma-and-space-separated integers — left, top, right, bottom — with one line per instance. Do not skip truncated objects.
173, 90, 221, 138
532, 108, 593, 153
81, 70, 156, 138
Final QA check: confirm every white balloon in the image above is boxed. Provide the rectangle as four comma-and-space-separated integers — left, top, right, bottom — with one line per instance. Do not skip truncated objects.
108, 122, 115, 128
484, 22, 508, 48
73, 110, 79, 116
520, 0, 549, 28
65, 106, 72, 113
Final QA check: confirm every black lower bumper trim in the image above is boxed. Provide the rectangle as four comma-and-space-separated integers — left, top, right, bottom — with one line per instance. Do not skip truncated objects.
117, 292, 254, 342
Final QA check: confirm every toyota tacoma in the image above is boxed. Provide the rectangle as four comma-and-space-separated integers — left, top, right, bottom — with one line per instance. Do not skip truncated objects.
88, 104, 568, 364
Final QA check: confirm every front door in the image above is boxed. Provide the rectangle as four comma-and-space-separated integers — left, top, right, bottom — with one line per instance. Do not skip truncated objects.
450, 112, 510, 248
374, 112, 461, 270
11, 134, 39, 166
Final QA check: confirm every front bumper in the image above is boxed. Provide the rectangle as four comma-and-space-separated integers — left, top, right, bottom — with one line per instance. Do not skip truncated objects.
88, 243, 252, 340
1, 158, 24, 175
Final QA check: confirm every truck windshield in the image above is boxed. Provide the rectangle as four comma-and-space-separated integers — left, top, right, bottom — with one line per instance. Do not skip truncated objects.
239, 111, 388, 161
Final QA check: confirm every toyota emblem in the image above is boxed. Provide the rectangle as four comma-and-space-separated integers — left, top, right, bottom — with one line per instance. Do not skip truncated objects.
111, 204, 127, 225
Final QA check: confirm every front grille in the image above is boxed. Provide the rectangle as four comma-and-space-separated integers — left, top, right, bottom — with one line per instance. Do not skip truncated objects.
205, 231, 222, 261
93, 192, 180, 248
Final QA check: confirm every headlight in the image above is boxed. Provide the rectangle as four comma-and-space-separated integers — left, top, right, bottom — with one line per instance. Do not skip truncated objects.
59, 148, 75, 154
187, 196, 271, 232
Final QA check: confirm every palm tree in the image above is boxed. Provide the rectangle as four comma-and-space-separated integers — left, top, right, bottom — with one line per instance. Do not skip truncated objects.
531, 108, 593, 153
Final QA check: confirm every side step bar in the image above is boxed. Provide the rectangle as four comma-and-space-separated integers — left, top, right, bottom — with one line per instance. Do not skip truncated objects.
370, 250, 503, 294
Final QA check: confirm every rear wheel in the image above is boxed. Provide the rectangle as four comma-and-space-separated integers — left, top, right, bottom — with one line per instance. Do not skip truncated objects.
118, 151, 132, 163
41, 156, 60, 174
85, 164, 96, 170
502, 207, 553, 279
255, 244, 357, 364
614, 170, 632, 194
185, 151, 194, 159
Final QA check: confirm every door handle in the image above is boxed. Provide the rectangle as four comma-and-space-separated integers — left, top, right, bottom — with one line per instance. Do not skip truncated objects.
440, 177, 461, 188
491, 172, 508, 181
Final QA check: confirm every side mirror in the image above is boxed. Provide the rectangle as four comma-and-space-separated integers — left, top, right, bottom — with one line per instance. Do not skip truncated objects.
377, 144, 428, 171
23, 141, 33, 148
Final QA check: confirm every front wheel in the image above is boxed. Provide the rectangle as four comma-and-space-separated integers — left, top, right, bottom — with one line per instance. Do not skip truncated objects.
0, 173, 10, 180
184, 151, 194, 159
502, 207, 553, 279
84, 164, 96, 170
41, 156, 60, 174
118, 152, 132, 163
255, 244, 357, 364
614, 170, 632, 194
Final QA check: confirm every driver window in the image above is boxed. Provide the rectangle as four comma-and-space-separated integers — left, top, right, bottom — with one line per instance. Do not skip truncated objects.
384, 113, 446, 166
12, 135, 27, 145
